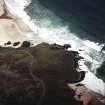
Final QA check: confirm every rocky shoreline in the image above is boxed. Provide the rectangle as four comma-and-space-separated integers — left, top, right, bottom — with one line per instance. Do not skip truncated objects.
0, 0, 105, 105
0, 42, 104, 105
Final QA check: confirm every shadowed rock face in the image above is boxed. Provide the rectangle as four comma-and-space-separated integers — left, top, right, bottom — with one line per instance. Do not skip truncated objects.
13, 42, 20, 46
96, 61, 105, 82
0, 42, 83, 105
21, 41, 31, 48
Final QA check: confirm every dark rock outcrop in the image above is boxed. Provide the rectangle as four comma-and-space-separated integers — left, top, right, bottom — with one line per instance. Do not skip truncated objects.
13, 42, 20, 46
0, 42, 85, 105
21, 41, 31, 48
63, 44, 71, 49
96, 61, 105, 82
4, 41, 11, 46
101, 45, 105, 52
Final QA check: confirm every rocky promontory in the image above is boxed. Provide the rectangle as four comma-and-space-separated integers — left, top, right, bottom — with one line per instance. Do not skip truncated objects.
0, 0, 105, 105
0, 42, 85, 105
0, 42, 105, 105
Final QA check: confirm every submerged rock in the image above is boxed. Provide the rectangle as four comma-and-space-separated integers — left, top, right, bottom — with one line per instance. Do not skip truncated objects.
63, 44, 71, 49
50, 43, 64, 49
96, 61, 105, 82
101, 45, 105, 52
0, 42, 86, 105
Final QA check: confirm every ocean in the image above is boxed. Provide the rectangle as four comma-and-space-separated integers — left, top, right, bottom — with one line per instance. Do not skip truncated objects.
37, 0, 105, 43
4, 0, 105, 95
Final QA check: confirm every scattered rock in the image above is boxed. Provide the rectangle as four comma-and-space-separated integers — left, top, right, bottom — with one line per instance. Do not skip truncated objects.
79, 49, 84, 51
4, 41, 11, 46
21, 41, 31, 48
76, 56, 84, 61
71, 51, 79, 56
77, 71, 87, 82
63, 44, 71, 49
101, 45, 105, 52
13, 42, 20, 46
0, 42, 87, 105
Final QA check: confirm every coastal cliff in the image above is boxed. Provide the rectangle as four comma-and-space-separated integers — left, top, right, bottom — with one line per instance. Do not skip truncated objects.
0, 42, 104, 105
0, 42, 83, 105
0, 0, 105, 105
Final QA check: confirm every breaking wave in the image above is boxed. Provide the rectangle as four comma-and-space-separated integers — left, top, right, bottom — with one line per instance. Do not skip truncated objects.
4, 0, 105, 95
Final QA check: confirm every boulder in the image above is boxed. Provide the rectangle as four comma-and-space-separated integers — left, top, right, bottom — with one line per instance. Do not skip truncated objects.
4, 41, 11, 46
13, 42, 20, 46
21, 41, 31, 48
